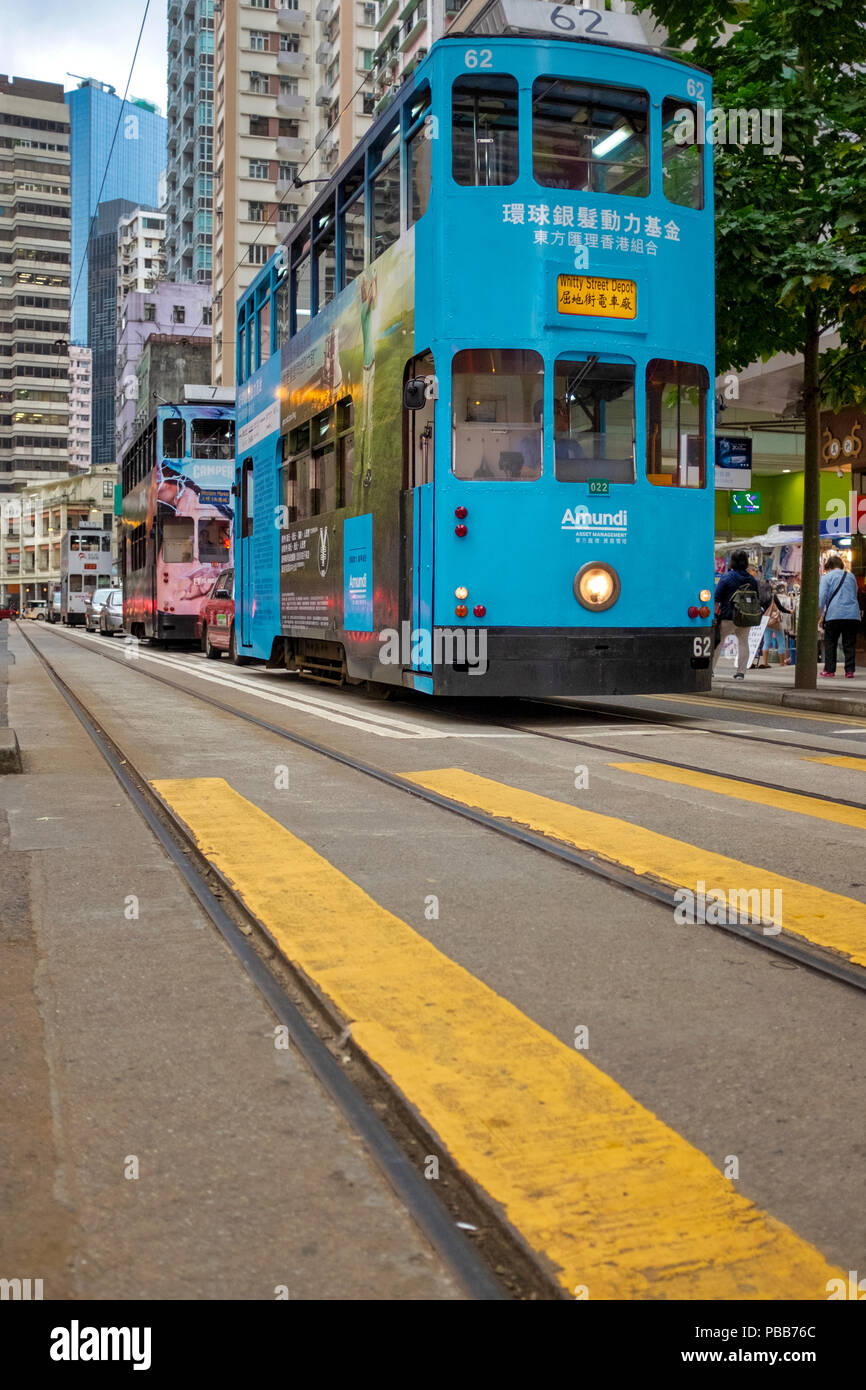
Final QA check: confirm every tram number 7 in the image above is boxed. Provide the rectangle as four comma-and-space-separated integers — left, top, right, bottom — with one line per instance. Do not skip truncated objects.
693, 635, 712, 657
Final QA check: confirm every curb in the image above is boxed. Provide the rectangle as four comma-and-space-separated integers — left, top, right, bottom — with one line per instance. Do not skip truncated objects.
0, 727, 22, 774
707, 686, 866, 719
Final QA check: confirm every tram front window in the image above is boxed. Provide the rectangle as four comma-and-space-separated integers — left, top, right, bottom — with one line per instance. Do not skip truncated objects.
646, 359, 709, 488
191, 418, 235, 459
554, 357, 635, 483
532, 78, 648, 195
452, 349, 543, 480
452, 76, 519, 187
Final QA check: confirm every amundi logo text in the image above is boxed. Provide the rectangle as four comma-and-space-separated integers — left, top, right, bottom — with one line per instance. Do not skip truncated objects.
561, 505, 628, 544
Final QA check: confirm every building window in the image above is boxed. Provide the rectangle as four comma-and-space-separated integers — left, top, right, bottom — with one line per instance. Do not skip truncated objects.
249, 30, 268, 52
249, 73, 268, 94
102, 479, 114, 498
280, 78, 299, 95
248, 159, 269, 179
143, 302, 156, 322
203, 306, 213, 325
173, 305, 186, 323
248, 243, 269, 264
278, 162, 297, 183
359, 49, 374, 70
248, 200, 266, 222
249, 115, 270, 137
250, 0, 271, 7
280, 36, 299, 53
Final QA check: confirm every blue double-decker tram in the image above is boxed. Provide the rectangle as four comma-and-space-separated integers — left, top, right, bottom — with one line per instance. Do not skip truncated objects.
234, 0, 715, 696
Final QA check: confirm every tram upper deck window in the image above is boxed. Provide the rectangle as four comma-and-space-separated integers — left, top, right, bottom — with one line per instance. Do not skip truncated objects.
293, 249, 311, 333
315, 202, 336, 309
257, 290, 271, 366
161, 517, 194, 563
532, 79, 648, 195
646, 359, 709, 488
452, 349, 543, 480
163, 417, 185, 459
554, 356, 635, 484
371, 155, 400, 260
452, 76, 519, 187
662, 98, 704, 209
340, 161, 365, 286
191, 417, 235, 459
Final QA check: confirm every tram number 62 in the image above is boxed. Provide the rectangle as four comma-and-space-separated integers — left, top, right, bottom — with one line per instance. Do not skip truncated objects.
464, 49, 493, 68
693, 635, 712, 657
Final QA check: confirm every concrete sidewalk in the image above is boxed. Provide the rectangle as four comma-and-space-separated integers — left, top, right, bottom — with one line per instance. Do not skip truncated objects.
711, 663, 866, 717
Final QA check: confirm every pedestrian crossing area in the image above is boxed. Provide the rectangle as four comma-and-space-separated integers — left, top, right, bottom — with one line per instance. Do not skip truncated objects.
152, 763, 858, 1300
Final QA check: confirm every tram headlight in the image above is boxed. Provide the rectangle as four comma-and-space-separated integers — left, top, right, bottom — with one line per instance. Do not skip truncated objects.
574, 562, 620, 612
699, 589, 712, 602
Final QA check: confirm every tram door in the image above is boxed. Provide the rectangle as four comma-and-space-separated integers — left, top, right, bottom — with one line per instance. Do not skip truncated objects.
400, 353, 436, 673
237, 455, 254, 649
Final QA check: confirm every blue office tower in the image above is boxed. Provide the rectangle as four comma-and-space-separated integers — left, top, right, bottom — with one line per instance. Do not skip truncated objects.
68, 79, 166, 345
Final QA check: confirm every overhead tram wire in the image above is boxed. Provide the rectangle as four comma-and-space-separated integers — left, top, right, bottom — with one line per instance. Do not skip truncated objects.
68, 0, 153, 332
186, 68, 377, 354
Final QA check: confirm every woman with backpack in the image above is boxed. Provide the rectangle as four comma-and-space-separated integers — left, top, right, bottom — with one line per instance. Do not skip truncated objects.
713, 550, 764, 680
819, 555, 860, 678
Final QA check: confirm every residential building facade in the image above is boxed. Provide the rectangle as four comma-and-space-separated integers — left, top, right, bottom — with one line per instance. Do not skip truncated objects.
0, 75, 71, 491
165, 0, 215, 284
0, 463, 117, 610
68, 344, 92, 470
211, 0, 378, 386
115, 282, 212, 458
117, 207, 167, 314
67, 78, 166, 344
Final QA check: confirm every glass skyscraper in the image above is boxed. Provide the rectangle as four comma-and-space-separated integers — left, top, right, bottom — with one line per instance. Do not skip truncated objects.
68, 79, 166, 345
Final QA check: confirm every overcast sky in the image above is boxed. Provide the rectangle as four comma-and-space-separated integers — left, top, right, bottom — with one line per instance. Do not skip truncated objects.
3, 0, 168, 113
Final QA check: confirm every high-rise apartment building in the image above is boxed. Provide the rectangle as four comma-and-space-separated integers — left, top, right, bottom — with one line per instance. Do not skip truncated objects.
88, 196, 144, 463
117, 207, 167, 315
211, 0, 378, 386
67, 78, 166, 344
0, 75, 71, 491
68, 344, 92, 470
165, 0, 215, 284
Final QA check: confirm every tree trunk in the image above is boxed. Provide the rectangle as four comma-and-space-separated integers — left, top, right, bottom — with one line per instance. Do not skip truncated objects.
795, 308, 821, 689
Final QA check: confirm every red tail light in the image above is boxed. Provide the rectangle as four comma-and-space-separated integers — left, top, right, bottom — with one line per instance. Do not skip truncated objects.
455, 604, 468, 618
473, 605, 486, 618
455, 506, 467, 519
688, 606, 699, 618
699, 605, 711, 618
455, 524, 467, 537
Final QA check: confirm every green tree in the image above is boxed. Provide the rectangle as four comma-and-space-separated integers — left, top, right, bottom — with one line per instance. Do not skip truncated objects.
637, 0, 866, 687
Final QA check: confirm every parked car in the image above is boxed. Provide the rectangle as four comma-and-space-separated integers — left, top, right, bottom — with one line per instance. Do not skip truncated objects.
0, 604, 15, 621
98, 588, 124, 636
197, 568, 234, 659
23, 599, 48, 620
84, 587, 116, 632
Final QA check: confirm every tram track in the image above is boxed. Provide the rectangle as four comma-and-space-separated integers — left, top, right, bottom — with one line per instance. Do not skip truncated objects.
18, 619, 866, 996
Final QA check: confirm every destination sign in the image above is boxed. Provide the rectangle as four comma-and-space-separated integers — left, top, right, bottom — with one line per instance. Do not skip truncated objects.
557, 275, 637, 319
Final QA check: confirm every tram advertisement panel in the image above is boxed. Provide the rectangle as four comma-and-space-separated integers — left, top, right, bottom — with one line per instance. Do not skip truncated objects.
153, 457, 234, 616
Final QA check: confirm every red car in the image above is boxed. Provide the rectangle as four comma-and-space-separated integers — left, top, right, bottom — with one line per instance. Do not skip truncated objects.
0, 605, 16, 621
197, 567, 234, 659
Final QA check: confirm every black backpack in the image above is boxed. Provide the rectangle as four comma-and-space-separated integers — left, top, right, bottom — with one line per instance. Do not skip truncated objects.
731, 583, 762, 628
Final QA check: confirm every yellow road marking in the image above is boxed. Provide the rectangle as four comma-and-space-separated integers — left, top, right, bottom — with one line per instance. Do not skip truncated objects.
403, 768, 866, 969
154, 775, 841, 1300
609, 760, 866, 833
805, 755, 866, 772
655, 692, 866, 727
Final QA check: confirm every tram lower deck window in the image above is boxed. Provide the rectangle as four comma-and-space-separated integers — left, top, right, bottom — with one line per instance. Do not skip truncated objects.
161, 517, 195, 563
554, 357, 635, 483
452, 349, 543, 480
532, 78, 648, 196
646, 359, 709, 488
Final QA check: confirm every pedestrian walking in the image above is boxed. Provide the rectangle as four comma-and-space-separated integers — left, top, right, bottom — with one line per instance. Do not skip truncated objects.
713, 550, 764, 680
818, 556, 860, 678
